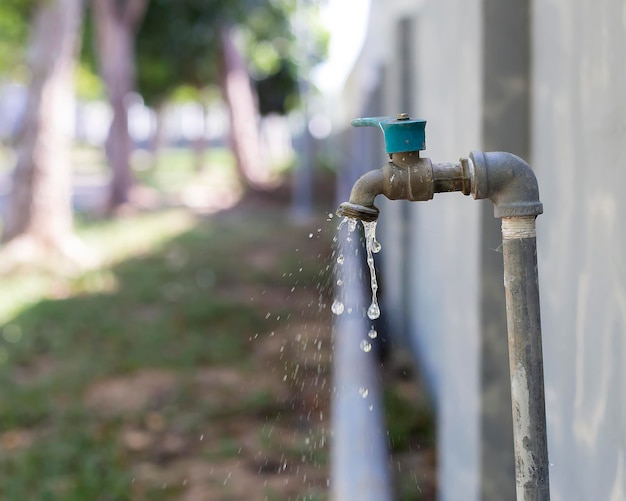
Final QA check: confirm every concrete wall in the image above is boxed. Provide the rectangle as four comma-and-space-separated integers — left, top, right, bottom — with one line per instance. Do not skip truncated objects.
533, 1, 626, 498
353, 1, 484, 500
410, 2, 483, 499
335, 0, 626, 499
480, 0, 531, 497
341, 1, 483, 500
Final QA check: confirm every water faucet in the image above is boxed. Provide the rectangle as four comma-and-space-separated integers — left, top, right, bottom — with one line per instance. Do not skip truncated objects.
337, 113, 542, 221
336, 114, 550, 500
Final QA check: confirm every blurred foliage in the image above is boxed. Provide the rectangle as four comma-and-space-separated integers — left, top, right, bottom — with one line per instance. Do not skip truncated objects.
0, 0, 35, 77
75, 62, 105, 100
1, 0, 328, 114
135, 0, 328, 113
1, 0, 328, 121
0, 0, 101, 97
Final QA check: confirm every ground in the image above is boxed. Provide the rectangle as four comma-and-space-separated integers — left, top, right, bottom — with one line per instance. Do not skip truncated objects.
0, 150, 435, 500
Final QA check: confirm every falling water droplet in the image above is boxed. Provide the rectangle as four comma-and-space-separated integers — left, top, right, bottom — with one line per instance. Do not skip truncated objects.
360, 340, 372, 352
368, 327, 378, 339
369, 404, 374, 411
308, 233, 314, 238
372, 240, 382, 253
336, 278, 343, 286
331, 300, 344, 315
363, 221, 382, 320
336, 254, 345, 265
359, 387, 369, 398
367, 303, 380, 320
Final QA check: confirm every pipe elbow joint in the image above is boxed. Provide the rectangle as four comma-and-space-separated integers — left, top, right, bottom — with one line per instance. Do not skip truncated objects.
469, 151, 543, 218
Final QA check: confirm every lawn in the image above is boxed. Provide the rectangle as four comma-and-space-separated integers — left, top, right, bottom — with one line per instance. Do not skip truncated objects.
0, 195, 336, 500
0, 147, 435, 500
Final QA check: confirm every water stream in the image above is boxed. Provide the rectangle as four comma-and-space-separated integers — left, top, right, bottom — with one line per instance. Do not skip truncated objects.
362, 220, 381, 320
332, 217, 382, 323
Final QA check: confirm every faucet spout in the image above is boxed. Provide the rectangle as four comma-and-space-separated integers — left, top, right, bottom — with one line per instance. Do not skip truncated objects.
337, 168, 384, 222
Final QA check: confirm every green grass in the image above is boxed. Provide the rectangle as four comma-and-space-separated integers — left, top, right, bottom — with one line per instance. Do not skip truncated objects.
383, 386, 436, 500
1, 411, 132, 501
384, 388, 435, 452
134, 147, 237, 193
0, 201, 331, 500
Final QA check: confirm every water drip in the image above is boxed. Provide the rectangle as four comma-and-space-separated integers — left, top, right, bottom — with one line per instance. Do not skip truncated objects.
332, 300, 344, 315
363, 220, 381, 320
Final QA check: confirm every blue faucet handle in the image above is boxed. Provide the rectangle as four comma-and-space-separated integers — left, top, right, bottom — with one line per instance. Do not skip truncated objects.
351, 114, 427, 154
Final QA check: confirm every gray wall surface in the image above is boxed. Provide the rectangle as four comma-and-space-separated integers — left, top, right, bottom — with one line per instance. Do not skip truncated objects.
480, 0, 531, 497
402, 1, 483, 499
344, 0, 484, 499
533, 1, 626, 498
335, 0, 626, 499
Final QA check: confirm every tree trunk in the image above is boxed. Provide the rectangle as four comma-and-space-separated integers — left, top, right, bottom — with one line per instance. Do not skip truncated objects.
92, 0, 148, 212
1, 0, 90, 269
192, 100, 209, 173
219, 26, 273, 189
148, 100, 166, 169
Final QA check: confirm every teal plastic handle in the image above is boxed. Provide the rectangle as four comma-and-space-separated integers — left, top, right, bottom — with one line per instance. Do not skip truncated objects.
351, 115, 426, 154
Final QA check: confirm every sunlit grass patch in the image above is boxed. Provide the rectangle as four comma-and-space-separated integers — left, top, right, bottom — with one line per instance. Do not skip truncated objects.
78, 209, 196, 266
134, 147, 239, 195
0, 145, 16, 173
0, 210, 195, 329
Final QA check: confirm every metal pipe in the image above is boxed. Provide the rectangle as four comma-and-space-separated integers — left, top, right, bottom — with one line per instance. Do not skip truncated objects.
470, 153, 550, 499
469, 151, 543, 218
501, 216, 550, 500
432, 162, 467, 193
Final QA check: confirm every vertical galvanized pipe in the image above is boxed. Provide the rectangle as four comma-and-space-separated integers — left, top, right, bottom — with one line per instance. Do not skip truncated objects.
501, 216, 550, 500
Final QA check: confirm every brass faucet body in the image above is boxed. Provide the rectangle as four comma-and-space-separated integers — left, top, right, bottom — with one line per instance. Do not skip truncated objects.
337, 151, 472, 221
337, 150, 540, 222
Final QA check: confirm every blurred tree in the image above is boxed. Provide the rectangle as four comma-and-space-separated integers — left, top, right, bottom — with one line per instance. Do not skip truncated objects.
1, 0, 93, 269
91, 0, 149, 212
220, 24, 269, 187
135, 0, 327, 188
